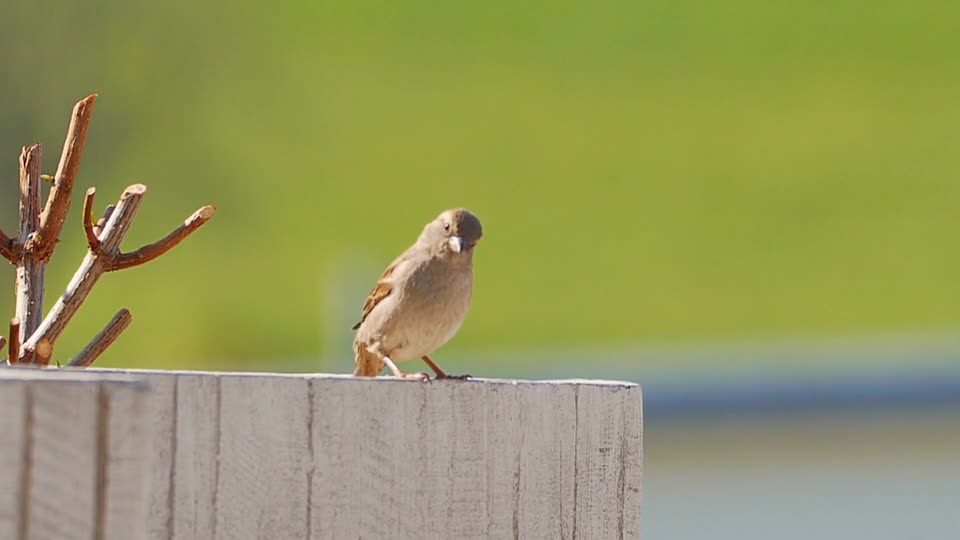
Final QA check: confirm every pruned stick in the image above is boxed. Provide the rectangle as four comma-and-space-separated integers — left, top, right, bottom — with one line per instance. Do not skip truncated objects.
22, 184, 147, 358
36, 94, 96, 261
15, 144, 45, 352
0, 228, 16, 263
8, 319, 20, 365
82, 187, 100, 250
111, 204, 216, 271
67, 309, 132, 367
36, 339, 53, 365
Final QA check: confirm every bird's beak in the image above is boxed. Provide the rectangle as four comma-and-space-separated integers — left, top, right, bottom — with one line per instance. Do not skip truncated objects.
448, 236, 464, 253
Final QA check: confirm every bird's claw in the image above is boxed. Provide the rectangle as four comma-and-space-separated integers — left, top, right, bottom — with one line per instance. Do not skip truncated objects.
400, 372, 431, 382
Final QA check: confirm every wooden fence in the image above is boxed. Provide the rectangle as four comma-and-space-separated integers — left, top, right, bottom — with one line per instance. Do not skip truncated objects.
0, 368, 643, 539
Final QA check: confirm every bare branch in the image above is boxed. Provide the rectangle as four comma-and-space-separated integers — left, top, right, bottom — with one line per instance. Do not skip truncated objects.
8, 318, 20, 365
93, 204, 115, 237
22, 184, 147, 358
18, 145, 42, 236
82, 187, 100, 251
15, 144, 45, 352
4, 95, 216, 368
36, 94, 96, 260
0, 228, 16, 263
111, 204, 216, 271
68, 309, 132, 367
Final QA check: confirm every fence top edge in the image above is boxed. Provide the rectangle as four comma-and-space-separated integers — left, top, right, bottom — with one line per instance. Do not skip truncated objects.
0, 365, 148, 386
82, 367, 640, 388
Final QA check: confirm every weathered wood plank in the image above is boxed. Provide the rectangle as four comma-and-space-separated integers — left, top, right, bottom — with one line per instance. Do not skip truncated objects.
101, 381, 152, 540
172, 373, 221, 540
574, 384, 641, 540
27, 378, 99, 540
0, 369, 148, 540
2, 369, 642, 540
306, 376, 638, 540
310, 377, 422, 539
214, 374, 311, 540
141, 372, 224, 540
517, 383, 578, 539
0, 380, 26, 539
621, 387, 644, 539
477, 382, 523, 540
143, 373, 177, 540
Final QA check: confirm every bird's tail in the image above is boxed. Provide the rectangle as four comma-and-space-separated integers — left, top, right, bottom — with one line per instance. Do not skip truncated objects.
352, 342, 384, 377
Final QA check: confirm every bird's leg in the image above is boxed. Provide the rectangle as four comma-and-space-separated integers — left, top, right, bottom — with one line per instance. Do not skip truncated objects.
382, 355, 430, 382
422, 355, 471, 380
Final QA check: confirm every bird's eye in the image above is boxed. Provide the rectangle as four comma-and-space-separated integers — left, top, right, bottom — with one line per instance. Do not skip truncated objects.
443, 223, 451, 231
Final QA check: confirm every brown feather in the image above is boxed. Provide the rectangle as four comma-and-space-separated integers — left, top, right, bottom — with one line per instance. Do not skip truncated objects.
351, 262, 398, 330
352, 341, 385, 376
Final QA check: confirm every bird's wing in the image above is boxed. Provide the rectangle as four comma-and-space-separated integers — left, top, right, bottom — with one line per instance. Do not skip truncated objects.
352, 261, 399, 330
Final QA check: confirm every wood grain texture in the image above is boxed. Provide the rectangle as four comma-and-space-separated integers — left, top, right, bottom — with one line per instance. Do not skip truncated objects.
101, 381, 151, 540
143, 374, 177, 540
141, 373, 224, 540
305, 376, 638, 540
171, 374, 221, 540
0, 370, 148, 540
517, 383, 578, 539
574, 384, 645, 540
0, 380, 26, 539
620, 387, 644, 539
12, 369, 642, 540
214, 374, 311, 540
27, 378, 99, 540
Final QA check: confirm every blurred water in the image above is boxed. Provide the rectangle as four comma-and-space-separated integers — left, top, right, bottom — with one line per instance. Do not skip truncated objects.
646, 411, 960, 539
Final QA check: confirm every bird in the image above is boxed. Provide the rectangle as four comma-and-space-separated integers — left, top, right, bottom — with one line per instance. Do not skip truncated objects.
352, 208, 483, 380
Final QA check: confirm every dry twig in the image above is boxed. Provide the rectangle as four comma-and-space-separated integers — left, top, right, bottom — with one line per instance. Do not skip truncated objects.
15, 145, 45, 345
0, 230, 15, 263
4, 95, 214, 367
21, 184, 147, 360
82, 187, 100, 251
36, 94, 96, 261
68, 309, 132, 367
10, 96, 95, 362
111, 204, 216, 270
21, 184, 215, 363
8, 319, 20, 365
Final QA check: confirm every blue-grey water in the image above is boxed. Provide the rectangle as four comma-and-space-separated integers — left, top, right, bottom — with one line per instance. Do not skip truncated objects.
644, 410, 960, 539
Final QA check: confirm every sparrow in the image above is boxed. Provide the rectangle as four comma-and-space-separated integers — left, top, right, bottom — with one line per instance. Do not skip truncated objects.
352, 208, 483, 380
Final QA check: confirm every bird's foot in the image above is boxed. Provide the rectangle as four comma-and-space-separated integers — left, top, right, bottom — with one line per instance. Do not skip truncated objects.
383, 355, 431, 382
421, 355, 470, 381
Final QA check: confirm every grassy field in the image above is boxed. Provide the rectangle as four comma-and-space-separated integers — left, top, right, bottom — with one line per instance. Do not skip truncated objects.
0, 0, 958, 372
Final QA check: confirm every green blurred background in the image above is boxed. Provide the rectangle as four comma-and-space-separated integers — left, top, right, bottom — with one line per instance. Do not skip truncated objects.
3, 2, 959, 538
1, 0, 957, 372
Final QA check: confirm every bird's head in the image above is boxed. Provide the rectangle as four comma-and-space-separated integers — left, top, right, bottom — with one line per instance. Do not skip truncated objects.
420, 208, 483, 257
